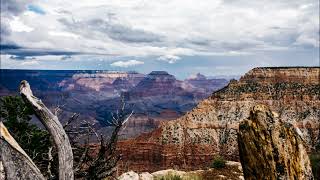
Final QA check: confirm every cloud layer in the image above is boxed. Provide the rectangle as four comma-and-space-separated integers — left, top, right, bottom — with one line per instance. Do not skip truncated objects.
0, 0, 319, 77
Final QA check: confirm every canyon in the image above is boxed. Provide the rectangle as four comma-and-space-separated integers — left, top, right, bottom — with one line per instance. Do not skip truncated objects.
116, 67, 320, 173
0, 69, 229, 138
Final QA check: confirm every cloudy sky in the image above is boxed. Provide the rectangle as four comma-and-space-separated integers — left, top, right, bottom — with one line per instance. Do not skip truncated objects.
1, 0, 319, 78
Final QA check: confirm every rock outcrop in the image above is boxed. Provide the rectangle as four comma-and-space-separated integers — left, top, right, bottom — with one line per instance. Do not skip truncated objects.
117, 67, 320, 172
238, 105, 313, 180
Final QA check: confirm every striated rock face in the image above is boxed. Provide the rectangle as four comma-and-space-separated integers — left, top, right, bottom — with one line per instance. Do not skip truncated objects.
59, 71, 145, 94
186, 73, 229, 98
98, 71, 229, 139
238, 105, 313, 180
117, 67, 320, 172
128, 71, 187, 98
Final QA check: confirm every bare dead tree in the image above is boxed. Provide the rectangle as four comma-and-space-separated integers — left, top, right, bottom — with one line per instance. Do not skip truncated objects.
19, 80, 74, 180
1, 81, 130, 180
63, 96, 132, 180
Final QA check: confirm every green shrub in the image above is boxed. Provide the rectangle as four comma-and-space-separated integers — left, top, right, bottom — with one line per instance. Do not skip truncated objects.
0, 96, 51, 176
211, 155, 226, 169
310, 153, 320, 179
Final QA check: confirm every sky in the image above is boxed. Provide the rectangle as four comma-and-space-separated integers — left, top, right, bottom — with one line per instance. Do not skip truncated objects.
0, 0, 319, 79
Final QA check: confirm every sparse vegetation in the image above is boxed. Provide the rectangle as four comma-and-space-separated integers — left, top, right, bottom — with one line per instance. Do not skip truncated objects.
156, 173, 183, 180
211, 155, 226, 169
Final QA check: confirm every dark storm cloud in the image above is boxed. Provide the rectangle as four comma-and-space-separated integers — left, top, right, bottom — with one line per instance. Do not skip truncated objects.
9, 55, 35, 60
59, 18, 163, 43
60, 55, 72, 60
185, 37, 263, 52
0, 0, 34, 46
0, 44, 21, 50
0, 0, 32, 16
1, 45, 82, 57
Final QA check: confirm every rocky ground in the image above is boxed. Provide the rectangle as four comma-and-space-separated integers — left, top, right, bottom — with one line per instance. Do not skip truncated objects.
117, 161, 243, 180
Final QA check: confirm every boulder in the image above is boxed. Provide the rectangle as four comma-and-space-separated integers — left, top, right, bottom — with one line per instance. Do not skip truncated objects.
118, 171, 139, 180
151, 169, 186, 177
238, 105, 313, 180
139, 172, 153, 180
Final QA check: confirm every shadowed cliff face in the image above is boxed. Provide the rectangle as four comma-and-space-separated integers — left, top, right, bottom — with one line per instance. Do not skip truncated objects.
238, 105, 313, 180
117, 67, 320, 173
0, 70, 229, 139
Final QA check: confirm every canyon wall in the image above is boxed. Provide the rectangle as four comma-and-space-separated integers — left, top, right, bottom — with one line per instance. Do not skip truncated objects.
117, 67, 320, 173
0, 70, 228, 139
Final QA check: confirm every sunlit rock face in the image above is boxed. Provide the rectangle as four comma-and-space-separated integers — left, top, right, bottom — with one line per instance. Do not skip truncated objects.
117, 67, 320, 173
238, 105, 313, 180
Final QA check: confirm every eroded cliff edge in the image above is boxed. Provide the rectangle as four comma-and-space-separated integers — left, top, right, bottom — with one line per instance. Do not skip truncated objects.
117, 67, 320, 173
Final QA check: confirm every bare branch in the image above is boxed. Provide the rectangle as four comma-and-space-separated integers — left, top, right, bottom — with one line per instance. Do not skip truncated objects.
64, 113, 79, 129
19, 80, 74, 180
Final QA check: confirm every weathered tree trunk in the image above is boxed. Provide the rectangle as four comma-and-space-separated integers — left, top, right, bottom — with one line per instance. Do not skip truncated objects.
20, 80, 74, 180
238, 105, 313, 180
0, 122, 45, 180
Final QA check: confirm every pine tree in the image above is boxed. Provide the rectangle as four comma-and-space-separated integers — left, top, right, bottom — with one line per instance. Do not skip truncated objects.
0, 95, 52, 176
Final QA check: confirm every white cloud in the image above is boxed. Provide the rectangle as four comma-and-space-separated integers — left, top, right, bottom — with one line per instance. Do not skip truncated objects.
157, 55, 181, 64
110, 59, 144, 67
48, 31, 79, 38
9, 17, 34, 32
20, 60, 39, 65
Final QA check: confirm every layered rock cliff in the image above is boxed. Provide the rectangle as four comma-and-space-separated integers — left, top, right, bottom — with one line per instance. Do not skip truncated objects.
0, 70, 229, 139
185, 73, 229, 98
96, 71, 229, 139
117, 67, 320, 173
